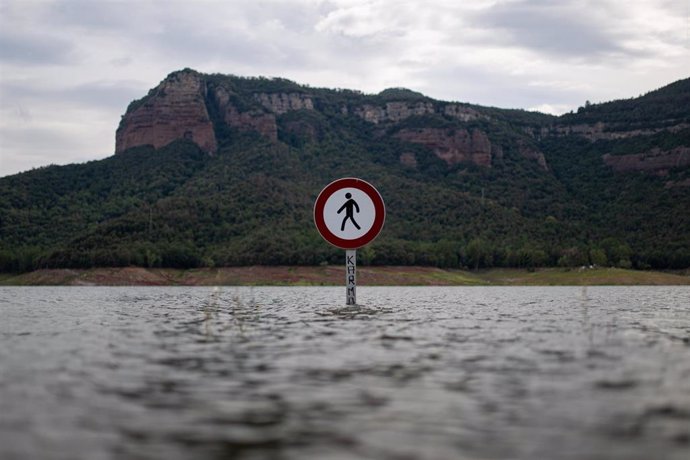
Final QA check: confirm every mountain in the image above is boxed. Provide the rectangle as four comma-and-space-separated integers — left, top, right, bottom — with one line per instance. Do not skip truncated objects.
1, 69, 689, 271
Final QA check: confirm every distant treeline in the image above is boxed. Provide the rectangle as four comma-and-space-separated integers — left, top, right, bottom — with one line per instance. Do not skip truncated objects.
2, 237, 688, 273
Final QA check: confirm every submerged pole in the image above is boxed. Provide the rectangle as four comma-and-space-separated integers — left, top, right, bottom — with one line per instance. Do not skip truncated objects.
346, 249, 356, 305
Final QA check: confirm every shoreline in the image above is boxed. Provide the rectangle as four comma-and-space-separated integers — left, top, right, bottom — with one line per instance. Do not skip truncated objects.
1, 266, 689, 286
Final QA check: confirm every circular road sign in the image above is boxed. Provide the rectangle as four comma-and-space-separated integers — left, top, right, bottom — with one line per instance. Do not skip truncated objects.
314, 178, 385, 249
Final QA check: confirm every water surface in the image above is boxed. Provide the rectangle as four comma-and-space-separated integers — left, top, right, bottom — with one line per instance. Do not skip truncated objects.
1, 286, 689, 459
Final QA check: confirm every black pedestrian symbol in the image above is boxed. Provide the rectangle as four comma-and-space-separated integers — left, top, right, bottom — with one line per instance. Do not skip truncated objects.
338, 192, 360, 231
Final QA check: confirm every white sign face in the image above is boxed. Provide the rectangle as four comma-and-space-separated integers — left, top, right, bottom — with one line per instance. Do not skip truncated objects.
322, 187, 376, 240
314, 177, 385, 249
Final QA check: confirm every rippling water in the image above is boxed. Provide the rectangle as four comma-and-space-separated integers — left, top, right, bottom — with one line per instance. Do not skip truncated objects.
1, 286, 689, 460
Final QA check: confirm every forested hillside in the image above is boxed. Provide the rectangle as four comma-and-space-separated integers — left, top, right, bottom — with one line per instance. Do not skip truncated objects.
1, 70, 689, 271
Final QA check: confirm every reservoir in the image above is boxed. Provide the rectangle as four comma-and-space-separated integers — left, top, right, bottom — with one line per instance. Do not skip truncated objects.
1, 286, 689, 459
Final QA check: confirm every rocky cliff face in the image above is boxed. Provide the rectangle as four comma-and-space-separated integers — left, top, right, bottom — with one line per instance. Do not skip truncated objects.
115, 71, 217, 154
114, 70, 532, 170
355, 102, 435, 124
603, 147, 690, 175
528, 121, 689, 141
116, 73, 325, 152
524, 119, 689, 174
350, 101, 494, 168
523, 118, 689, 174
394, 128, 493, 167
254, 93, 314, 114
115, 69, 686, 177
353, 102, 485, 124
212, 86, 278, 141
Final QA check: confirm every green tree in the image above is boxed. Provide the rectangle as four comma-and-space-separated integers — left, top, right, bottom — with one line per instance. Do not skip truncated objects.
589, 248, 608, 266
465, 238, 493, 269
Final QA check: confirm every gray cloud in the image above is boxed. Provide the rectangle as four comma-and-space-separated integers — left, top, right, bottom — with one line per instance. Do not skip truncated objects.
0, 125, 81, 152
45, 1, 325, 75
1, 79, 145, 112
471, 0, 637, 60
412, 63, 581, 111
48, 0, 151, 31
0, 29, 77, 65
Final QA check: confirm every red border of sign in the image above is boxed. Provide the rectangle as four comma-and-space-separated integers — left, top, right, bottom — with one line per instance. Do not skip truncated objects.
314, 177, 385, 249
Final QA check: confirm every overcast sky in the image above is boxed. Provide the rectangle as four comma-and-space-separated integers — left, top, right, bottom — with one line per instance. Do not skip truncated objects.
0, 0, 688, 177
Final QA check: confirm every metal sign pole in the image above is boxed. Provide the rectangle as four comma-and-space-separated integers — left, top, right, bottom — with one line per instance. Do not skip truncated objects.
315, 178, 384, 306
346, 249, 356, 305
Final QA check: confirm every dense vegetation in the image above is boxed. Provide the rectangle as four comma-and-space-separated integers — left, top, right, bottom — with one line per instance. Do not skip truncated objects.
561, 78, 690, 127
1, 73, 689, 272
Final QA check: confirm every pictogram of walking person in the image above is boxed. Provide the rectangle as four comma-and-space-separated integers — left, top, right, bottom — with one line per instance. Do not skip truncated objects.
338, 192, 360, 231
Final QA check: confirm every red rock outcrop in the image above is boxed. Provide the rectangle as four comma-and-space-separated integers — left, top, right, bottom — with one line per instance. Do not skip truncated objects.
115, 71, 217, 154
282, 120, 319, 143
603, 147, 690, 174
394, 128, 493, 167
399, 152, 418, 168
517, 139, 549, 170
665, 178, 690, 188
213, 86, 278, 141
217, 91, 315, 140
527, 122, 690, 141
224, 106, 278, 141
